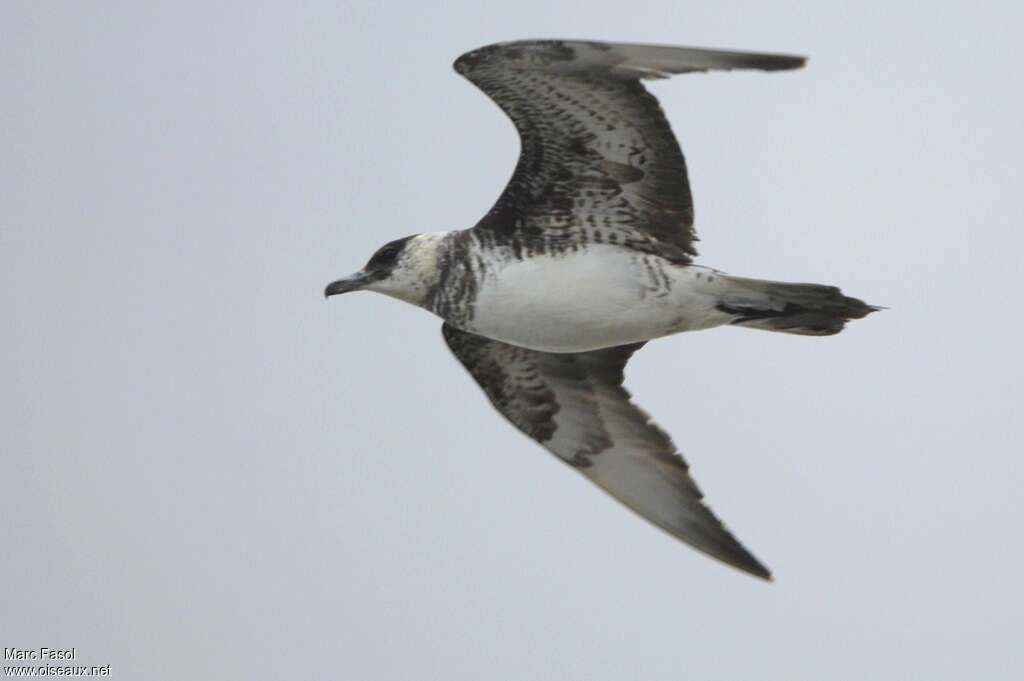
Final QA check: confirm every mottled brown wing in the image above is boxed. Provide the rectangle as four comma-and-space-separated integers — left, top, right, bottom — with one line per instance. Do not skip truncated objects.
454, 40, 805, 262
442, 323, 771, 579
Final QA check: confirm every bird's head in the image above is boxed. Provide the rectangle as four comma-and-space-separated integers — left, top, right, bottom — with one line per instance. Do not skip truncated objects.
324, 233, 446, 307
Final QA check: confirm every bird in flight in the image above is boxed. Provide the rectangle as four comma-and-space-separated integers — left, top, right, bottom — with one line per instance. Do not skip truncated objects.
325, 40, 877, 579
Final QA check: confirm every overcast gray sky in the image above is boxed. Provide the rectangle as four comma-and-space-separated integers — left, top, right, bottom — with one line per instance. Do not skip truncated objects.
3, 2, 1022, 679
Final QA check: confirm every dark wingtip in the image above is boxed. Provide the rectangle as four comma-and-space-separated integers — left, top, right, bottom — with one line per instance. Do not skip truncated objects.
840, 296, 883, 320
693, 46, 807, 72
733, 553, 774, 581
747, 53, 807, 71
709, 535, 774, 581
751, 563, 774, 582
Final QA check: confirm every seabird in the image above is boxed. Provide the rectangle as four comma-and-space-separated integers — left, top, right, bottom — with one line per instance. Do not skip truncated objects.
325, 40, 877, 579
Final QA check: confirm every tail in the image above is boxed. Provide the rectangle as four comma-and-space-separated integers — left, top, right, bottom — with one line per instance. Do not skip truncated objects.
715, 275, 880, 336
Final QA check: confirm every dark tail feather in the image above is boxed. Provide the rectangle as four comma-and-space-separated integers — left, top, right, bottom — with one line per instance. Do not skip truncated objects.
717, 277, 880, 336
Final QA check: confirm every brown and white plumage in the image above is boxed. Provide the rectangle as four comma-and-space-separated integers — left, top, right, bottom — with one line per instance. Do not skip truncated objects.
454, 40, 805, 261
325, 39, 877, 580
443, 323, 770, 579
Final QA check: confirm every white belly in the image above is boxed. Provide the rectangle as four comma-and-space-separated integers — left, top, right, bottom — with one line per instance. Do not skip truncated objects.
468, 245, 730, 353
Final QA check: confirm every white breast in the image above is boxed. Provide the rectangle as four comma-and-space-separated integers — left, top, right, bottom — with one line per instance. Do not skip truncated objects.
468, 245, 728, 353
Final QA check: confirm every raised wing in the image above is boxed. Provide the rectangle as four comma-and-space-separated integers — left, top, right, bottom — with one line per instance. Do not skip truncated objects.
455, 40, 805, 262
442, 323, 770, 579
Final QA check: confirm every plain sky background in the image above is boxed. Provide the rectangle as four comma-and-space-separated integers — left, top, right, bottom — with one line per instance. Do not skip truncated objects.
3, 2, 1022, 679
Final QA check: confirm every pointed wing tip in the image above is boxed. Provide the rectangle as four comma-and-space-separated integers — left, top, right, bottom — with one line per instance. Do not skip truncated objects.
770, 54, 807, 71
720, 51, 806, 72
764, 54, 807, 71
689, 519, 773, 581
720, 549, 773, 581
747, 562, 774, 582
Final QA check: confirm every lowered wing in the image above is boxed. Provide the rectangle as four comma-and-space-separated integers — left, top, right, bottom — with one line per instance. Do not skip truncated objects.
443, 323, 770, 579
